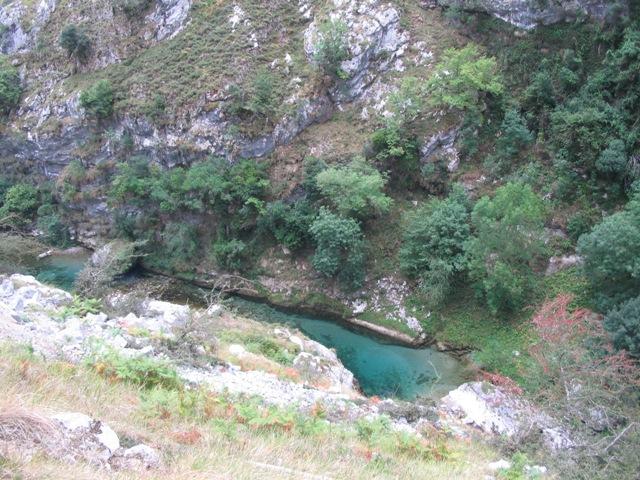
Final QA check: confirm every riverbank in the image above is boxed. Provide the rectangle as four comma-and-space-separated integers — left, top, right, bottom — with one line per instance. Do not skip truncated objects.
0, 272, 563, 479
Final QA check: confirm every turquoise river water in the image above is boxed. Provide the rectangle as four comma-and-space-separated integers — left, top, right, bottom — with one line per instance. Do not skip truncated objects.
22, 252, 469, 400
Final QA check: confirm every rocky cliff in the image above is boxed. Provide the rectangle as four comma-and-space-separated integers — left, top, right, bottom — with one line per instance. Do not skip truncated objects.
434, 0, 628, 29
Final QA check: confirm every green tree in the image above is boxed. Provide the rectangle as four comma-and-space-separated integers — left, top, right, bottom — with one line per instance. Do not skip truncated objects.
313, 19, 349, 79
577, 191, 640, 310
399, 186, 471, 306
310, 208, 365, 289
80, 80, 115, 119
485, 109, 534, 175
59, 25, 91, 63
0, 56, 21, 115
466, 182, 547, 314
426, 44, 503, 114
258, 200, 315, 251
0, 183, 39, 220
604, 296, 640, 358
315, 158, 392, 219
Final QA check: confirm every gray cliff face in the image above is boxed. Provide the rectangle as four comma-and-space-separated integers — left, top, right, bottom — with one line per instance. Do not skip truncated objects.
435, 0, 628, 29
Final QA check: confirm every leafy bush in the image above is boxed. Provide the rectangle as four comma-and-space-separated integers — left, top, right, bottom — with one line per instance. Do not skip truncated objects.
310, 208, 365, 289
604, 296, 640, 357
400, 186, 471, 306
59, 25, 91, 63
387, 77, 425, 127
315, 157, 392, 219
485, 109, 534, 175
368, 126, 420, 187
36, 206, 71, 247
578, 192, 640, 310
426, 44, 503, 114
0, 183, 39, 222
312, 19, 349, 78
80, 80, 115, 119
211, 238, 246, 271
466, 182, 547, 314
258, 200, 315, 251
156, 222, 199, 272
0, 55, 20, 115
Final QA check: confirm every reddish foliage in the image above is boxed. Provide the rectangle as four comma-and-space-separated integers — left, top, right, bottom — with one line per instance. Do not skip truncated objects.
529, 294, 640, 393
171, 428, 202, 445
480, 371, 523, 395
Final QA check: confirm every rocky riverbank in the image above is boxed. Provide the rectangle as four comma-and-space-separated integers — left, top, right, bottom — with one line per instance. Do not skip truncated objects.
0, 273, 570, 470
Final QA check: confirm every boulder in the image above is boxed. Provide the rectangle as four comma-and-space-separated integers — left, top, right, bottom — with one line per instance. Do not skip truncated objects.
441, 382, 574, 450
51, 412, 120, 464
110, 444, 161, 470
545, 254, 583, 276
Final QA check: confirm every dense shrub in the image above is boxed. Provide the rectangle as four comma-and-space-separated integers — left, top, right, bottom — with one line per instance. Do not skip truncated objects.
315, 158, 392, 219
36, 205, 71, 247
80, 80, 115, 119
0, 56, 21, 115
0, 184, 39, 221
258, 200, 315, 251
211, 238, 247, 271
368, 126, 420, 187
399, 186, 471, 306
59, 25, 91, 63
578, 191, 640, 310
312, 19, 349, 78
310, 208, 365, 289
485, 109, 534, 175
466, 182, 547, 314
426, 44, 503, 114
153, 222, 199, 272
605, 296, 640, 358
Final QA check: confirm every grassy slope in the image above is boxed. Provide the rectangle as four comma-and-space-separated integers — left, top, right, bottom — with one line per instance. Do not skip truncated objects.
0, 343, 499, 479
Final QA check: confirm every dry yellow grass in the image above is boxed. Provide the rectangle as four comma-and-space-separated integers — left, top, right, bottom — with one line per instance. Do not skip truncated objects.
0, 343, 499, 479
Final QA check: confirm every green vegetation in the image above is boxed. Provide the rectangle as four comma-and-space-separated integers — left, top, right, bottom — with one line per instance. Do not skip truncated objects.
400, 186, 471, 307
92, 349, 182, 390
0, 56, 21, 115
426, 44, 504, 114
577, 189, 640, 310
0, 184, 39, 221
79, 80, 115, 119
310, 208, 365, 290
466, 183, 547, 315
315, 157, 393, 219
605, 296, 640, 357
312, 19, 349, 79
58, 25, 91, 63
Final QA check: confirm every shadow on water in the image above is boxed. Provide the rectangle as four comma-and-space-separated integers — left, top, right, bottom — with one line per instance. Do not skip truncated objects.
23, 254, 471, 401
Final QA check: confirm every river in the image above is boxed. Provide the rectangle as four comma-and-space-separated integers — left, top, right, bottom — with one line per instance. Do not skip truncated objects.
16, 250, 471, 400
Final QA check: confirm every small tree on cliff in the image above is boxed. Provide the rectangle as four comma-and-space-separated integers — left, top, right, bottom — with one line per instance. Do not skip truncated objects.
313, 19, 349, 79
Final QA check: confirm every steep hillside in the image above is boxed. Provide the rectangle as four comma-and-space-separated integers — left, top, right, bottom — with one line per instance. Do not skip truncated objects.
2, 0, 640, 478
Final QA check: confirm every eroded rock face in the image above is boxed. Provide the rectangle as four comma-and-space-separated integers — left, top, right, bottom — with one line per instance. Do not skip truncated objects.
146, 0, 192, 41
304, 0, 409, 102
436, 0, 628, 30
0, 0, 57, 54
